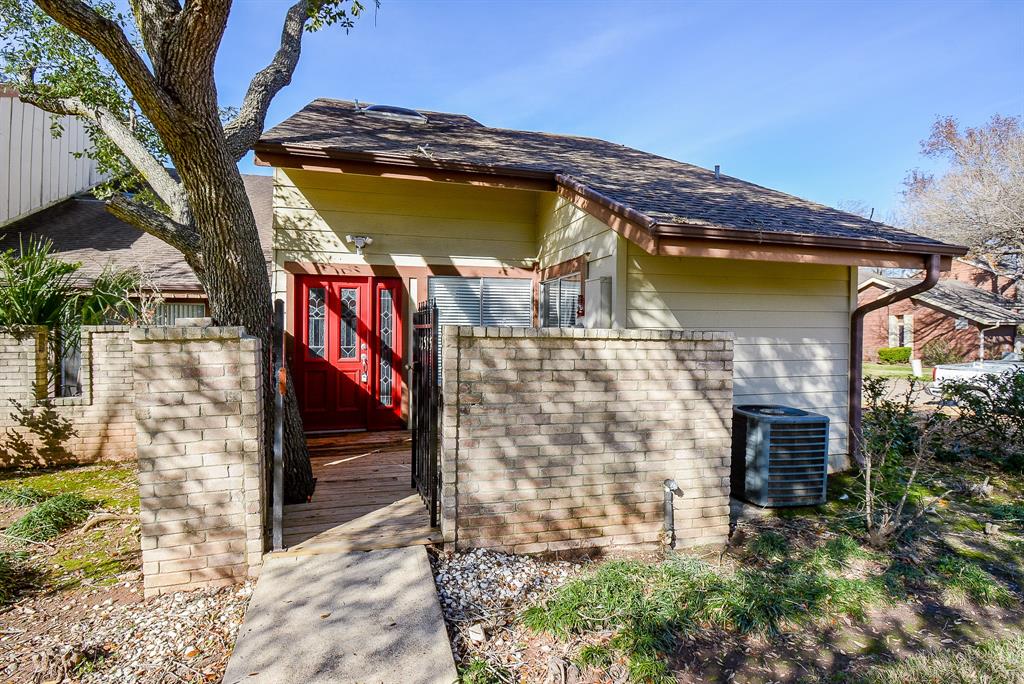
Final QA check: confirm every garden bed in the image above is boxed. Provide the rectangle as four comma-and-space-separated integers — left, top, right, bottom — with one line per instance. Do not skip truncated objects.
0, 464, 252, 683
433, 460, 1024, 684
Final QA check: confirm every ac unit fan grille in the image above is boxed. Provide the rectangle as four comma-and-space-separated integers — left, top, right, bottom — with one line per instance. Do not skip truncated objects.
766, 422, 829, 506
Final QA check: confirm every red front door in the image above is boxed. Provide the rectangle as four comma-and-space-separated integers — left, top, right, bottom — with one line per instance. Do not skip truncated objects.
293, 276, 403, 432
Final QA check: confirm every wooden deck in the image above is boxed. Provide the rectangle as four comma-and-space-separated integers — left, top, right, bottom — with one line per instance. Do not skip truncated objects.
277, 431, 440, 556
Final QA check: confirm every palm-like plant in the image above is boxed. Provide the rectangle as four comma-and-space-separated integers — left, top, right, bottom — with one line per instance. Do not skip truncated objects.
0, 236, 147, 389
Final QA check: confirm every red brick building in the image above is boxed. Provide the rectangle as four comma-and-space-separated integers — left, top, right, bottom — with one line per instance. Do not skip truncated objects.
858, 260, 1023, 362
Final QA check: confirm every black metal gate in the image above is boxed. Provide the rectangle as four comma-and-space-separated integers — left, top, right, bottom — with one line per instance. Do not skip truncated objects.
412, 300, 441, 527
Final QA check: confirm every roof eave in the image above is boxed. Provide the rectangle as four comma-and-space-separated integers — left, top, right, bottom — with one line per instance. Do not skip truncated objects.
254, 143, 969, 265
651, 221, 968, 259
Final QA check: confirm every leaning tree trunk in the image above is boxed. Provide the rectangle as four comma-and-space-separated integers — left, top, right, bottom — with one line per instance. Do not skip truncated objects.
168, 121, 315, 504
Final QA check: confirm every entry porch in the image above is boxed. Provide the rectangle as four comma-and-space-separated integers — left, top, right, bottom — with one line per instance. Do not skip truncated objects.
277, 431, 439, 556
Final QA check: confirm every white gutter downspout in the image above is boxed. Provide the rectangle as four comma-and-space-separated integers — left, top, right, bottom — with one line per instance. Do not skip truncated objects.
978, 323, 1001, 361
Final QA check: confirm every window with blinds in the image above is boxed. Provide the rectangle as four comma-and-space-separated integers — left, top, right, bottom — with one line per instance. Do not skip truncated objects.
542, 275, 582, 327
427, 277, 533, 327
154, 302, 208, 326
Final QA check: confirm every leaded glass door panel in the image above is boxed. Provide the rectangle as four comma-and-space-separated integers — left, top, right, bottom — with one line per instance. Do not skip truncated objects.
292, 275, 403, 432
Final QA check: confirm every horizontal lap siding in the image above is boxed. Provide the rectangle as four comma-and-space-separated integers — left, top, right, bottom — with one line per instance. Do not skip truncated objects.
626, 248, 852, 464
273, 169, 539, 273
537, 194, 617, 269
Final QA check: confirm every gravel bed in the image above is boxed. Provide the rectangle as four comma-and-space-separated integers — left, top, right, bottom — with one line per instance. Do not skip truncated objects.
1, 577, 253, 683
431, 548, 582, 624
430, 548, 585, 679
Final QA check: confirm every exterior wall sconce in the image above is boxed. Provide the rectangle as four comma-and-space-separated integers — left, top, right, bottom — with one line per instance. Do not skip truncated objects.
345, 234, 374, 256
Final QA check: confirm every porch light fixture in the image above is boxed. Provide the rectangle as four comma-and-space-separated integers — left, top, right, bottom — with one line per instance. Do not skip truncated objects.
345, 234, 373, 256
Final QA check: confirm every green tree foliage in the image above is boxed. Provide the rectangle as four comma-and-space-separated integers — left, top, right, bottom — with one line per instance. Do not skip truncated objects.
0, 235, 145, 363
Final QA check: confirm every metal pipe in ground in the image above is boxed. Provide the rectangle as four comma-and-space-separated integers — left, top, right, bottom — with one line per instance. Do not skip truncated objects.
663, 479, 681, 548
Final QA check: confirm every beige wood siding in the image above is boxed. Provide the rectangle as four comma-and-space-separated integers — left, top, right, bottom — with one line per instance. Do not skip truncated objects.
273, 168, 538, 280
626, 245, 852, 464
0, 94, 101, 226
537, 194, 626, 325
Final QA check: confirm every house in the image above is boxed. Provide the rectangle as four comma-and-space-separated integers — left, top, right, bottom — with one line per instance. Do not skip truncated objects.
254, 99, 967, 468
859, 260, 1024, 362
1, 88, 103, 227
0, 174, 274, 324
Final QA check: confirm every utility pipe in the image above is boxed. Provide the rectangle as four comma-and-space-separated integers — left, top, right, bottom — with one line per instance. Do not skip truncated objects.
662, 479, 681, 548
849, 254, 942, 463
978, 323, 1000, 362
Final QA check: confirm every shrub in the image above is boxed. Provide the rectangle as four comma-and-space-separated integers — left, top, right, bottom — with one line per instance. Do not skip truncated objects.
942, 369, 1024, 472
6, 493, 95, 542
921, 338, 964, 366
877, 346, 912, 364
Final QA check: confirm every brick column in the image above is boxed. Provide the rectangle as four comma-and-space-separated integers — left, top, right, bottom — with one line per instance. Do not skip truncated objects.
0, 325, 47, 402
132, 323, 266, 597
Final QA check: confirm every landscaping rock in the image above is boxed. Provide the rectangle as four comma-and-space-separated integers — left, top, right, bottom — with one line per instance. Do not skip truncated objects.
1, 578, 253, 683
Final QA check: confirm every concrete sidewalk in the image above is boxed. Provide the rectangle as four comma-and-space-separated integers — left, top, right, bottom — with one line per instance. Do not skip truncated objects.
222, 547, 457, 684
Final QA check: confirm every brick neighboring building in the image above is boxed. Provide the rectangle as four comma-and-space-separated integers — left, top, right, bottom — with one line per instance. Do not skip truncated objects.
859, 260, 1024, 362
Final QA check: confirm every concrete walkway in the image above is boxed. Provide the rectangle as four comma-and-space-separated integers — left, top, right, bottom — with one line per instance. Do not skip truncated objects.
222, 546, 457, 684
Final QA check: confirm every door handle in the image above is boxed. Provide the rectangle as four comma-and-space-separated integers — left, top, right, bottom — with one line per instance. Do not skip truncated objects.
360, 353, 368, 384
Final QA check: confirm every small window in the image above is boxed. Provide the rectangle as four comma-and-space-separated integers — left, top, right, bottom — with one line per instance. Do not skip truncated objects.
955, 317, 969, 330
153, 301, 207, 325
542, 274, 582, 328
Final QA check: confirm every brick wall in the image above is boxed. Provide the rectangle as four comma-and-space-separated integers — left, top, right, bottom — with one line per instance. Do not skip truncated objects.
0, 325, 135, 468
133, 324, 266, 597
440, 327, 734, 555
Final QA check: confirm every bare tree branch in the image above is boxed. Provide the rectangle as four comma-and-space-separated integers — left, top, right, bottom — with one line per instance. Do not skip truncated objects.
223, 0, 310, 160
32, 0, 178, 124
18, 74, 190, 224
107, 194, 203, 269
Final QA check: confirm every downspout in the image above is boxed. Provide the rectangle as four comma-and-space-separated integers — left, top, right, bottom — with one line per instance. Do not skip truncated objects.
978, 324, 1001, 361
849, 254, 942, 463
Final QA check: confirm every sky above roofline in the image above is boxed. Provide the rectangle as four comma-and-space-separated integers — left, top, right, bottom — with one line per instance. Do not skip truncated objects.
219, 0, 1022, 221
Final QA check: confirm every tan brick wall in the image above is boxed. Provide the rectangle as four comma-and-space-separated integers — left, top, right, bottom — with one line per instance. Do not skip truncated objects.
0, 325, 135, 467
133, 325, 266, 597
440, 326, 734, 555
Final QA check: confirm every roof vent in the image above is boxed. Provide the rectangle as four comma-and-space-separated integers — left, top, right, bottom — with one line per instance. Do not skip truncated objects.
360, 104, 428, 124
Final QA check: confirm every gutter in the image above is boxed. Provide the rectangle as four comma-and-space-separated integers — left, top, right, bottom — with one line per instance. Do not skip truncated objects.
848, 254, 942, 463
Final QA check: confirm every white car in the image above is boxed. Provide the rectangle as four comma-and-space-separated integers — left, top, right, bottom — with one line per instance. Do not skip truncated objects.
927, 354, 1024, 397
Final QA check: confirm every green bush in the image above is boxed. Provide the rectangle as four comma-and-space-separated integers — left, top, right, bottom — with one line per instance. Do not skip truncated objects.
921, 338, 964, 366
6, 492, 95, 542
877, 346, 912, 364
942, 369, 1024, 471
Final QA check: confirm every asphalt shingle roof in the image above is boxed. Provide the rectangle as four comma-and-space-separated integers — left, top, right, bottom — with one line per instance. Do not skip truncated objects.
0, 175, 273, 292
867, 275, 1024, 326
258, 99, 962, 254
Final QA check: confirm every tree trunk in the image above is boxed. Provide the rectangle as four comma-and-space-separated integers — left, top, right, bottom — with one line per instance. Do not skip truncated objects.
166, 119, 314, 504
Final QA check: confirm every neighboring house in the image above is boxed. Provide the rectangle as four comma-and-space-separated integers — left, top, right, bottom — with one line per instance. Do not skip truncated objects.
0, 174, 274, 323
859, 261, 1024, 362
254, 99, 967, 463
1, 88, 103, 227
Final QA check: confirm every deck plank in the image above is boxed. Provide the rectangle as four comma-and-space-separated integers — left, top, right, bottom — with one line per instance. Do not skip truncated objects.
280, 430, 433, 555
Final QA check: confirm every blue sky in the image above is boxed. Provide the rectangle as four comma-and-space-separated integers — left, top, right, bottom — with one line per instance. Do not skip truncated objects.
220, 0, 1023, 219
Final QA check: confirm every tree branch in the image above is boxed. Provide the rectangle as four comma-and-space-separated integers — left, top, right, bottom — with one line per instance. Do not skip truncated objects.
223, 0, 310, 160
106, 195, 203, 271
32, 0, 177, 125
18, 79, 190, 224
